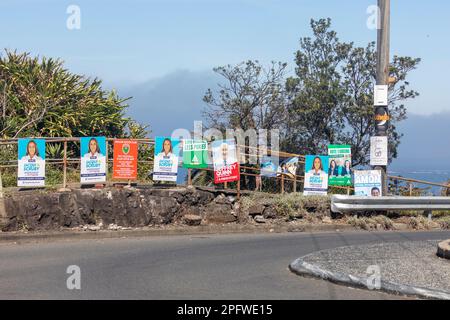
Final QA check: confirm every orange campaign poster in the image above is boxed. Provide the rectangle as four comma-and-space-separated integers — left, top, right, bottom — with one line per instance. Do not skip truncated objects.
113, 140, 138, 180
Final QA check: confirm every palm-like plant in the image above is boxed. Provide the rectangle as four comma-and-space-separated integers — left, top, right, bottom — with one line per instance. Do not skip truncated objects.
0, 50, 149, 140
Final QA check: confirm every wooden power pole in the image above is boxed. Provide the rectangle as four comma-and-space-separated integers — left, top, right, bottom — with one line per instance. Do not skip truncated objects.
374, 0, 390, 195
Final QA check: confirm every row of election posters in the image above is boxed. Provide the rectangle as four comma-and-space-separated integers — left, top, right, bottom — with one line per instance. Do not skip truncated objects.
303, 145, 354, 195
17, 136, 240, 187
151, 137, 240, 185
17, 137, 139, 187
75, 137, 140, 183
16, 138, 381, 197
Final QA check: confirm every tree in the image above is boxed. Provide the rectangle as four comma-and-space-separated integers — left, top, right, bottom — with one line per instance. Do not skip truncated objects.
203, 60, 288, 132
203, 60, 288, 190
0, 50, 148, 139
285, 18, 420, 165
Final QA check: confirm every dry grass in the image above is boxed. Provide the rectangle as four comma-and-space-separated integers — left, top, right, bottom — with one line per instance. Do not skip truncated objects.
347, 215, 394, 231
240, 193, 331, 220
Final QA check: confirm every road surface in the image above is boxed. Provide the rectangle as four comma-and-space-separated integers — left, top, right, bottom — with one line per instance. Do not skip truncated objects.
1, 230, 449, 299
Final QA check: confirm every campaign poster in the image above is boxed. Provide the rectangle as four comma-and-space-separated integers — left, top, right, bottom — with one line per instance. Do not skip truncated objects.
18, 139, 46, 187
212, 139, 240, 184
370, 136, 388, 166
182, 139, 208, 169
113, 139, 138, 180
328, 145, 352, 187
260, 156, 278, 178
277, 157, 299, 180
153, 137, 180, 182
303, 155, 329, 196
354, 170, 383, 197
80, 137, 107, 183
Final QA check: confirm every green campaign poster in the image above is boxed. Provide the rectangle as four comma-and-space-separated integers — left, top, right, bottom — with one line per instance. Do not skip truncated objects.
182, 139, 208, 169
328, 145, 352, 187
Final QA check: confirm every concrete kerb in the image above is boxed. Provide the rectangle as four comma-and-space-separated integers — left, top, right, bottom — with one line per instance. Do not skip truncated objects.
437, 240, 450, 260
289, 255, 450, 300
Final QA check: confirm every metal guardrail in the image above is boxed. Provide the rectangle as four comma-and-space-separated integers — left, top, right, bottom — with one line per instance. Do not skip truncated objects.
331, 195, 450, 214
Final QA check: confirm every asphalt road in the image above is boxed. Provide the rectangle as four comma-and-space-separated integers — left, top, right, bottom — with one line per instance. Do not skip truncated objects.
1, 230, 449, 300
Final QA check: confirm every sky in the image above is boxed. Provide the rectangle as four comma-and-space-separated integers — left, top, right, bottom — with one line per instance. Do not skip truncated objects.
1, 0, 450, 171
1, 0, 449, 115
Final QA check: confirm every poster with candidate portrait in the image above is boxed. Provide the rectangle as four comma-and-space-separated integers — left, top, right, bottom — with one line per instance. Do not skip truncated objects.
354, 170, 383, 197
328, 145, 352, 187
18, 139, 46, 187
303, 155, 329, 196
182, 139, 208, 169
80, 137, 107, 183
153, 137, 180, 182
277, 157, 299, 180
212, 139, 240, 184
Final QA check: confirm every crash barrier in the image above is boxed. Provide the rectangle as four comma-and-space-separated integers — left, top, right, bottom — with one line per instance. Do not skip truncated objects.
331, 195, 450, 214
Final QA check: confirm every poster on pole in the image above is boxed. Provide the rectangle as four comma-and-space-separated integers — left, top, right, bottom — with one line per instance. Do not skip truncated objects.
113, 139, 138, 180
354, 170, 383, 197
328, 145, 352, 187
374, 85, 388, 106
153, 137, 180, 182
303, 155, 329, 196
370, 136, 388, 166
212, 139, 240, 184
18, 139, 46, 187
182, 139, 208, 169
80, 137, 107, 183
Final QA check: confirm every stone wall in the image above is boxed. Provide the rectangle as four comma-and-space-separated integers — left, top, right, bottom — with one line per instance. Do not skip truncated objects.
1, 186, 244, 232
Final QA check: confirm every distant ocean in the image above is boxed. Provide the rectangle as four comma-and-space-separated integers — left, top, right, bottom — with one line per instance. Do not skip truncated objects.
177, 166, 449, 195
388, 169, 450, 195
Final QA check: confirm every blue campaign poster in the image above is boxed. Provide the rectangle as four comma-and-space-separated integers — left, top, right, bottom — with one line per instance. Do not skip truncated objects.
80, 137, 107, 183
303, 155, 330, 196
153, 137, 181, 182
18, 139, 46, 187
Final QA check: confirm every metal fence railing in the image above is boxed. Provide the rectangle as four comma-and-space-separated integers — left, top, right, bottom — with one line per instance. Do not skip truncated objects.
0, 137, 448, 198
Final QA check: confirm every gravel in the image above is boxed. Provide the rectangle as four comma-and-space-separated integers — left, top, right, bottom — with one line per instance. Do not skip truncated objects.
298, 240, 450, 294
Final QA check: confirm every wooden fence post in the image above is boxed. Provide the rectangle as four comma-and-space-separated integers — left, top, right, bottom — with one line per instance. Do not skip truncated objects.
237, 179, 241, 200
63, 139, 68, 189
0, 167, 7, 228
188, 168, 192, 186
281, 175, 285, 194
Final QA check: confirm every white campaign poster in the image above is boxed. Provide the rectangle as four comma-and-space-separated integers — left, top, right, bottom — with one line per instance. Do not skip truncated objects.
374, 85, 388, 106
80, 137, 107, 183
18, 139, 46, 187
370, 136, 388, 166
354, 170, 382, 197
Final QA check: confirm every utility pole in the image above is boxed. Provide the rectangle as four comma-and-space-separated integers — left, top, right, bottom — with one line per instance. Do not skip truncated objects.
374, 0, 390, 196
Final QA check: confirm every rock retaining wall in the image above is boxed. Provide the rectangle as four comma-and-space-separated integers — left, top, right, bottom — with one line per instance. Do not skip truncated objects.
1, 186, 244, 232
